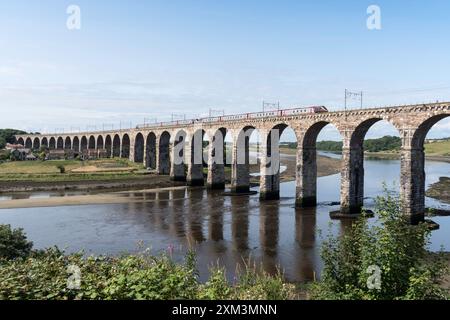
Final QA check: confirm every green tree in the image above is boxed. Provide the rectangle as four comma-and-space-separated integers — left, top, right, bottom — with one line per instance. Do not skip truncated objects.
0, 224, 33, 260
311, 190, 448, 300
0, 129, 28, 149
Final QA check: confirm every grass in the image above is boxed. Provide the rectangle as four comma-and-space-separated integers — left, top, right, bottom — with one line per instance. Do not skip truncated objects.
0, 158, 147, 182
425, 139, 450, 156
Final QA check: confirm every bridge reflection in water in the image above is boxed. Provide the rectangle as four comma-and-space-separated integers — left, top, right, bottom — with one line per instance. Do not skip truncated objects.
110, 187, 336, 283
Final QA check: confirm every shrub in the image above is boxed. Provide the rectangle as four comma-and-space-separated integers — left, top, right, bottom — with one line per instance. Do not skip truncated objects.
0, 242, 298, 300
310, 190, 449, 300
56, 164, 65, 173
0, 224, 33, 260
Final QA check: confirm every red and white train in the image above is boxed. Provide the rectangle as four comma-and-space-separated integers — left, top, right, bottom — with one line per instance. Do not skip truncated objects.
200, 105, 328, 123
140, 106, 329, 128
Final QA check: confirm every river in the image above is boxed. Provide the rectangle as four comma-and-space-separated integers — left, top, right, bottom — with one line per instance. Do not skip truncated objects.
0, 152, 449, 283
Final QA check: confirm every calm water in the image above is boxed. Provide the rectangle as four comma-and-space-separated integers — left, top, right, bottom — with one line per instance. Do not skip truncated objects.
0, 153, 449, 283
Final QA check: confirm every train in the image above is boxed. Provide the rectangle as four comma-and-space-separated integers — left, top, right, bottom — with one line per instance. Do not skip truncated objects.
200, 105, 329, 123
138, 106, 329, 128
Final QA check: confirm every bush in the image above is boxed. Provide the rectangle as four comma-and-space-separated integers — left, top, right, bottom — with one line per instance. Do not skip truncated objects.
56, 164, 65, 173
0, 237, 298, 300
0, 225, 33, 260
310, 190, 449, 300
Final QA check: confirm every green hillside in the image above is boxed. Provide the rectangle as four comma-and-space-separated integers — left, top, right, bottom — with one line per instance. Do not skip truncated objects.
0, 129, 28, 149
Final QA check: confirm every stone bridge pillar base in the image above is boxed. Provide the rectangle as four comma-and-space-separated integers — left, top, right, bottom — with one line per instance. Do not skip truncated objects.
171, 175, 186, 182
400, 147, 426, 224
170, 163, 186, 182
207, 161, 225, 190
187, 177, 204, 187
295, 148, 318, 208
339, 146, 364, 215
295, 196, 317, 208
231, 185, 250, 193
260, 190, 280, 201
207, 182, 225, 190
259, 144, 280, 201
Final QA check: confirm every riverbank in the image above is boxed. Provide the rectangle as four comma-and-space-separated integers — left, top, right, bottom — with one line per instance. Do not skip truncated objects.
0, 154, 341, 193
427, 177, 450, 205
364, 151, 450, 163
0, 153, 341, 209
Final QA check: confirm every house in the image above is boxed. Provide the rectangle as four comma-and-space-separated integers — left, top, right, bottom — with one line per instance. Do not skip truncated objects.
6, 143, 24, 150
10, 148, 31, 161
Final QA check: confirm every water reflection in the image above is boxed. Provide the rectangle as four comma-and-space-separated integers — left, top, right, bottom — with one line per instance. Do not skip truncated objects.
294, 208, 317, 282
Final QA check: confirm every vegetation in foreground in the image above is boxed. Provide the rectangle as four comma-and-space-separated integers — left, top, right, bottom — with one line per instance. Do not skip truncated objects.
311, 190, 448, 300
0, 224, 296, 300
0, 192, 448, 300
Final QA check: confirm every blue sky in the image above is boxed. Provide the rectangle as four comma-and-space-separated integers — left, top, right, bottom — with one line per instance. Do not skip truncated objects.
1, 0, 450, 141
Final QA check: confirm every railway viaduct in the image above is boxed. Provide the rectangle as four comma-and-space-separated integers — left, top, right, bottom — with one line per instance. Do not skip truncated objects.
15, 102, 450, 223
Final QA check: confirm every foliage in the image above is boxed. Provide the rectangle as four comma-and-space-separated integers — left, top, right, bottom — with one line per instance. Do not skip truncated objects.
0, 224, 33, 260
310, 190, 449, 300
0, 227, 298, 300
0, 150, 10, 161
0, 129, 27, 149
56, 164, 66, 174
425, 139, 450, 156
314, 136, 402, 153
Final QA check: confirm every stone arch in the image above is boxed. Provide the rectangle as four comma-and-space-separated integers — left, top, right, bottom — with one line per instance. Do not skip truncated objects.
57, 137, 64, 149
41, 137, 48, 148
105, 135, 112, 157
207, 127, 228, 189
231, 125, 258, 193
158, 131, 171, 175
25, 137, 32, 149
17, 137, 25, 146
64, 137, 72, 150
343, 118, 401, 214
33, 137, 40, 150
260, 123, 298, 200
49, 137, 56, 149
145, 132, 157, 169
121, 134, 130, 159
171, 130, 187, 181
411, 114, 450, 149
188, 129, 206, 186
73, 137, 80, 151
88, 136, 96, 149
349, 117, 399, 148
80, 136, 88, 150
401, 114, 450, 221
297, 121, 343, 207
134, 133, 145, 163
97, 135, 104, 150
112, 134, 121, 157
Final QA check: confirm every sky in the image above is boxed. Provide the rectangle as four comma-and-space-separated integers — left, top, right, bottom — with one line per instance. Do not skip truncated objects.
1, 0, 450, 141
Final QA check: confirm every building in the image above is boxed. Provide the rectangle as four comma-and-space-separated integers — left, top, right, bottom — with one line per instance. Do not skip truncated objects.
98, 149, 109, 159
10, 148, 31, 161
47, 150, 66, 160
5, 143, 24, 150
